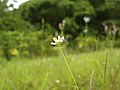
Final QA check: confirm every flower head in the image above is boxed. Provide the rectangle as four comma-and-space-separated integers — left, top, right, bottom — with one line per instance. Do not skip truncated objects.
62, 19, 66, 27
83, 16, 90, 23
83, 28, 88, 33
58, 19, 66, 30
51, 36, 64, 46
59, 23, 62, 30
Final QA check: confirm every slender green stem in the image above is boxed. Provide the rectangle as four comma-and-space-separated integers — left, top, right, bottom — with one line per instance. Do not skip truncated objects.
85, 22, 88, 30
61, 28, 65, 36
59, 46, 79, 90
41, 72, 49, 90
104, 51, 108, 83
85, 22, 88, 36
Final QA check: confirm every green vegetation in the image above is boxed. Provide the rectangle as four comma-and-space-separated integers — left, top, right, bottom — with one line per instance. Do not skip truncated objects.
0, 49, 120, 90
0, 0, 120, 60
0, 0, 120, 89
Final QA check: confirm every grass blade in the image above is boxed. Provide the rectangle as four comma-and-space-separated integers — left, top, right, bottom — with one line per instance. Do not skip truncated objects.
90, 70, 94, 90
40, 72, 49, 90
104, 51, 108, 83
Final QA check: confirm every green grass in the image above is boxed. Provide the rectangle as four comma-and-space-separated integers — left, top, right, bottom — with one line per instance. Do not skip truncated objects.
0, 49, 120, 90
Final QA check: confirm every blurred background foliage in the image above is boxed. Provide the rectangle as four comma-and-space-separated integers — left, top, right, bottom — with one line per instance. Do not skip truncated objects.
0, 0, 120, 60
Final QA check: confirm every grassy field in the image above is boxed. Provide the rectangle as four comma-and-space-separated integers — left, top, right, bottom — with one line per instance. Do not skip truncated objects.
0, 49, 120, 90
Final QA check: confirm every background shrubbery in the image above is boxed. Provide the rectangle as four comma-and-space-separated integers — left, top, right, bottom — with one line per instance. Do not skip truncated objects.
0, 0, 120, 60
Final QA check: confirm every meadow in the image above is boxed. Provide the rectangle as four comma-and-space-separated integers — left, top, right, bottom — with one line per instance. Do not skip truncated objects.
0, 0, 120, 90
0, 48, 120, 90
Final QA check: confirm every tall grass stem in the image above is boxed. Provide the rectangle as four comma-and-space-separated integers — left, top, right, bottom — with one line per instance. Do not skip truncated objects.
40, 72, 49, 90
104, 51, 108, 83
90, 70, 94, 90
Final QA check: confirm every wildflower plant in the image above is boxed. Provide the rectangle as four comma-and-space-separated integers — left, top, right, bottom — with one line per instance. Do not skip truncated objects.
102, 22, 118, 48
59, 19, 66, 36
51, 35, 79, 90
103, 22, 118, 39
83, 16, 91, 36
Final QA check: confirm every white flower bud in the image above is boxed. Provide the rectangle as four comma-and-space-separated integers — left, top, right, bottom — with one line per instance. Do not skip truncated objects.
83, 16, 90, 23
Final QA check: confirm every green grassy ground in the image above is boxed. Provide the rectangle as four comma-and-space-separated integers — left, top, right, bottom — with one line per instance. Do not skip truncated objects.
0, 49, 120, 90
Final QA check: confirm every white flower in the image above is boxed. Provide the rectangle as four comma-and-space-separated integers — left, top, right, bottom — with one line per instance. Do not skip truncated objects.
83, 29, 88, 33
58, 19, 66, 30
51, 36, 64, 46
59, 23, 62, 30
83, 16, 90, 23
62, 19, 66, 26
56, 80, 60, 84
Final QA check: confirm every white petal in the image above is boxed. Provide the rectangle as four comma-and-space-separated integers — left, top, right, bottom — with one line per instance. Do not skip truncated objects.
51, 42, 57, 45
53, 37, 57, 42
62, 19, 66, 24
61, 36, 64, 40
59, 36, 64, 43
57, 36, 62, 43
59, 23, 62, 30
58, 36, 61, 40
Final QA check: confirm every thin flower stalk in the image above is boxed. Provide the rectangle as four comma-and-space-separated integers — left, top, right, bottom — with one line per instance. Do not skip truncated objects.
59, 45, 79, 90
